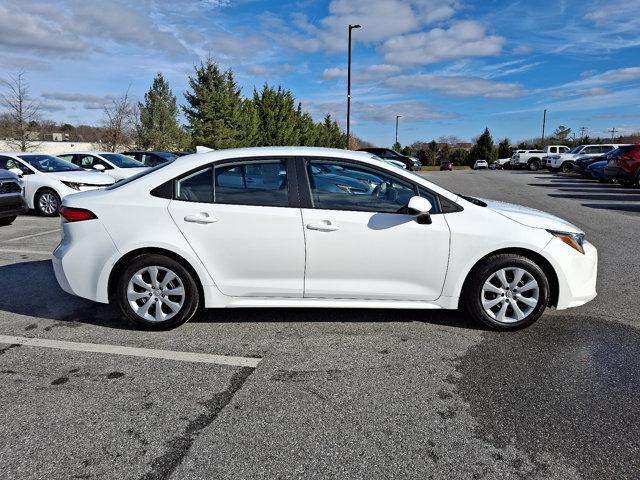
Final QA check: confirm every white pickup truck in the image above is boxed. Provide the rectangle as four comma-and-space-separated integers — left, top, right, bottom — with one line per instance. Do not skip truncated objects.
510, 145, 569, 171
544, 144, 624, 173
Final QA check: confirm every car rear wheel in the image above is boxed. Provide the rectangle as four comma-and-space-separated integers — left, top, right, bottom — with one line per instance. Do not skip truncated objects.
35, 189, 61, 216
116, 254, 200, 330
528, 159, 540, 171
463, 254, 550, 330
0, 216, 17, 226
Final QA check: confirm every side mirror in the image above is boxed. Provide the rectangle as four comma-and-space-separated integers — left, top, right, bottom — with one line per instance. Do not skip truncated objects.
406, 196, 433, 224
8, 168, 23, 178
93, 164, 106, 172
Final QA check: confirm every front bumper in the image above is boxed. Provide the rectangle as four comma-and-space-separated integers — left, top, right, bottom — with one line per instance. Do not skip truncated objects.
542, 238, 598, 310
0, 194, 28, 218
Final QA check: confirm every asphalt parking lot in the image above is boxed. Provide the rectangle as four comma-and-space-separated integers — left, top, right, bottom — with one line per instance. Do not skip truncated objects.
0, 169, 638, 479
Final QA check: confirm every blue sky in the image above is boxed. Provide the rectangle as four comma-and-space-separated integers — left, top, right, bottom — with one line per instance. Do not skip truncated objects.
1, 0, 639, 146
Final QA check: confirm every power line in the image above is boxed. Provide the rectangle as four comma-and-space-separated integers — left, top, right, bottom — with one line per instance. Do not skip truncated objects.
607, 127, 617, 139
579, 126, 587, 139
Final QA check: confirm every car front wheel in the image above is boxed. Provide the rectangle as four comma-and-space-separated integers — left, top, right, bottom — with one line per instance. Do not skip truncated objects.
528, 159, 540, 171
463, 254, 550, 330
35, 189, 61, 216
116, 254, 200, 330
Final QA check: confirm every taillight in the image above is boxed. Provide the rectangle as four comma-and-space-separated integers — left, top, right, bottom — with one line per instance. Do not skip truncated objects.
59, 206, 97, 222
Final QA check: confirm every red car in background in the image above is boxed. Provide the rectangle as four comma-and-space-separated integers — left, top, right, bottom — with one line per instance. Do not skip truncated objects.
440, 160, 453, 171
604, 145, 640, 187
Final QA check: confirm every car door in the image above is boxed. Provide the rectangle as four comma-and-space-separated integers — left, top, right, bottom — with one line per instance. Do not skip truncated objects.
167, 157, 305, 297
300, 158, 451, 301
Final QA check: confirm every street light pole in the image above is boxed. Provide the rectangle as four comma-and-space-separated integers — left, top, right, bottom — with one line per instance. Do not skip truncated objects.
541, 109, 547, 148
395, 115, 402, 147
346, 24, 360, 149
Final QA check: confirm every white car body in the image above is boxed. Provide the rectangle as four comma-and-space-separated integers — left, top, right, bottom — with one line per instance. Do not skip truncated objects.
386, 159, 407, 169
53, 147, 597, 327
546, 144, 626, 171
0, 152, 114, 213
473, 160, 488, 169
57, 152, 148, 182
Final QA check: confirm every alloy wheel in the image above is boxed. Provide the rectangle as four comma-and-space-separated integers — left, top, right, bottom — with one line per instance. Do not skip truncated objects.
481, 267, 539, 324
126, 266, 185, 322
39, 193, 59, 215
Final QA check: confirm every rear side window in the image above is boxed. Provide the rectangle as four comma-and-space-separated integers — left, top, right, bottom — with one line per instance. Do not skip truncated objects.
175, 166, 213, 203
214, 159, 289, 207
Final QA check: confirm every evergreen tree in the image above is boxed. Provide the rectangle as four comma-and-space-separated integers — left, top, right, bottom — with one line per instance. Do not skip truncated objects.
468, 128, 497, 164
137, 73, 188, 150
183, 60, 254, 149
253, 85, 299, 146
497, 138, 512, 159
295, 104, 317, 146
315, 114, 345, 148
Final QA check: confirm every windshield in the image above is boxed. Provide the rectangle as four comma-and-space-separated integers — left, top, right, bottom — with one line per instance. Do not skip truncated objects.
18, 154, 82, 172
568, 146, 584, 154
155, 152, 178, 161
101, 153, 145, 168
106, 161, 171, 190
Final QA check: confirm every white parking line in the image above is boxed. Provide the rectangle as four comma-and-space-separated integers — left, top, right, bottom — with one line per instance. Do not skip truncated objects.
4, 229, 61, 242
0, 335, 261, 368
0, 248, 51, 256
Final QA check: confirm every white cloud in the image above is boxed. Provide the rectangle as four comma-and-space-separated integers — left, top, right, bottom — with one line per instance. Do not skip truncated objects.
322, 68, 347, 80
387, 74, 524, 98
381, 21, 505, 65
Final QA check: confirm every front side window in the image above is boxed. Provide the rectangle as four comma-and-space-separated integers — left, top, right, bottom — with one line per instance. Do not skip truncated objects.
306, 159, 421, 214
77, 154, 112, 170
214, 159, 289, 207
101, 153, 144, 168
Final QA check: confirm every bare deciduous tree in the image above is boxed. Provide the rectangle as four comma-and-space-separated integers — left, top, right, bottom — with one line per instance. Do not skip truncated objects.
101, 90, 136, 152
0, 71, 41, 151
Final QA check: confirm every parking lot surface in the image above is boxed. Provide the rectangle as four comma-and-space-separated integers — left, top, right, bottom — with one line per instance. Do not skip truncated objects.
0, 170, 638, 479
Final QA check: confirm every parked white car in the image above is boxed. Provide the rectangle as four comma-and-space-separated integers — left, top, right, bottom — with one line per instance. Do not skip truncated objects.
545, 144, 625, 173
473, 159, 488, 169
53, 147, 597, 331
0, 153, 114, 216
510, 146, 568, 170
57, 152, 148, 182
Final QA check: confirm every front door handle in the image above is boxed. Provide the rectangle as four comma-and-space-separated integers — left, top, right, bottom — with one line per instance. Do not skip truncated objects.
306, 220, 339, 232
184, 213, 218, 224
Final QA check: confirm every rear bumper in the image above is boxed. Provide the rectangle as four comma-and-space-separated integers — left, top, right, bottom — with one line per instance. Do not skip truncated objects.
542, 238, 598, 310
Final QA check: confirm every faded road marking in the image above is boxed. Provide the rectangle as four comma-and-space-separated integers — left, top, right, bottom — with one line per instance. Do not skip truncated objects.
4, 229, 60, 242
0, 335, 261, 368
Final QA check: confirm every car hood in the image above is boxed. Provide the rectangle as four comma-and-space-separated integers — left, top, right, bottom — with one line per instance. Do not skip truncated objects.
479, 198, 583, 234
53, 171, 115, 185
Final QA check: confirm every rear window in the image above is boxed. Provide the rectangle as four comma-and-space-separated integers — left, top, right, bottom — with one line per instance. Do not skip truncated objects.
106, 162, 171, 190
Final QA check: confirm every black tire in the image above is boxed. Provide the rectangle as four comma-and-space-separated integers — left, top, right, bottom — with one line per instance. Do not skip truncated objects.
35, 188, 61, 216
528, 159, 540, 171
0, 216, 17, 226
116, 254, 200, 330
560, 162, 574, 174
463, 254, 550, 331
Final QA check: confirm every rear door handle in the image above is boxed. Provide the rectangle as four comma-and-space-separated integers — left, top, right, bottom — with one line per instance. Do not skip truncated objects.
184, 213, 218, 224
306, 220, 339, 232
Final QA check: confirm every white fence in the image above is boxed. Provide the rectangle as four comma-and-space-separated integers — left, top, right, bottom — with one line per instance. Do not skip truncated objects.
0, 141, 102, 154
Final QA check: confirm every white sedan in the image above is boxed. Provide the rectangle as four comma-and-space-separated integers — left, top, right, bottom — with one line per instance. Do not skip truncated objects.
53, 147, 597, 330
57, 152, 148, 182
0, 153, 114, 216
473, 159, 489, 170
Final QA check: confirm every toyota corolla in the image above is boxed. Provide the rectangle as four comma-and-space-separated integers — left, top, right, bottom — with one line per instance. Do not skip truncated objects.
52, 147, 597, 330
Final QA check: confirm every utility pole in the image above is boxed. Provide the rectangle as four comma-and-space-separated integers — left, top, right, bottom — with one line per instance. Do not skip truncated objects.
346, 24, 361, 149
395, 115, 402, 147
541, 109, 547, 148
607, 127, 617, 140
579, 126, 587, 139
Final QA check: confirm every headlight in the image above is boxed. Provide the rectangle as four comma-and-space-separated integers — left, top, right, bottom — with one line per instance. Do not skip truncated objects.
547, 230, 585, 254
61, 181, 81, 190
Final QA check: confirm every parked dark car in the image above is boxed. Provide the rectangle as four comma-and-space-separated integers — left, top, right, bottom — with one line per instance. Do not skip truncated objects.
121, 151, 178, 167
574, 155, 608, 176
0, 168, 28, 226
440, 161, 453, 171
586, 160, 609, 182
358, 148, 418, 170
171, 151, 193, 157
604, 145, 640, 187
